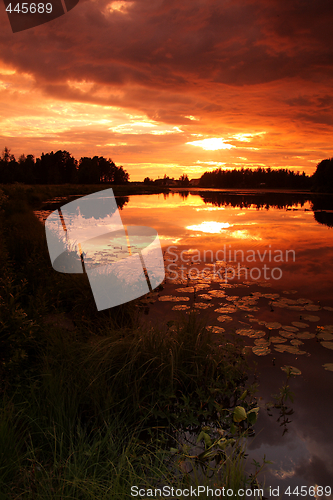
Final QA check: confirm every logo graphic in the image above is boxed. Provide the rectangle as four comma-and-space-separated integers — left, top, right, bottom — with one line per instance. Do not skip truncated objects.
45, 189, 165, 311
4, 0, 79, 33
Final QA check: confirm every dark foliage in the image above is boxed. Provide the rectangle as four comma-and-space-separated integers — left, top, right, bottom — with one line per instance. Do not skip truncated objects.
311, 158, 333, 193
143, 176, 154, 185
0, 147, 130, 185
311, 195, 333, 227
179, 174, 190, 186
199, 166, 311, 190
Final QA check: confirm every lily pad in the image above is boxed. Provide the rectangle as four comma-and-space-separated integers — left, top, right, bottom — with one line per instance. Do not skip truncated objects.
236, 328, 254, 336
317, 332, 333, 341
303, 315, 320, 322
272, 301, 288, 309
254, 338, 271, 346
236, 329, 266, 338
172, 304, 191, 311
296, 332, 315, 339
281, 365, 302, 376
209, 290, 227, 297
206, 326, 225, 334
194, 302, 213, 309
274, 345, 307, 355
270, 336, 288, 343
214, 306, 237, 314
198, 294, 213, 300
282, 325, 299, 332
217, 315, 233, 323
323, 306, 333, 312
323, 325, 333, 332
279, 331, 296, 339
225, 295, 239, 301
237, 305, 260, 312
159, 295, 190, 302
290, 339, 304, 346
323, 363, 333, 371
304, 304, 321, 311
265, 322, 282, 330
320, 342, 333, 350
196, 283, 211, 289
252, 345, 271, 356
291, 322, 309, 328
297, 298, 313, 304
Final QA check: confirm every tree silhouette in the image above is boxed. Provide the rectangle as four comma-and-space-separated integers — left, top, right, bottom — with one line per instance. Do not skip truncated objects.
199, 167, 311, 190
0, 147, 18, 183
311, 158, 333, 193
179, 174, 190, 186
0, 147, 130, 185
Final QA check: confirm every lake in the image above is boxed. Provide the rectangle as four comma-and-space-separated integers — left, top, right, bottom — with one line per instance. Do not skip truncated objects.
37, 188, 333, 495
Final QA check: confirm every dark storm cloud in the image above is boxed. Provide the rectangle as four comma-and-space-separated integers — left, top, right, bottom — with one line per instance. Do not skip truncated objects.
1, 0, 333, 96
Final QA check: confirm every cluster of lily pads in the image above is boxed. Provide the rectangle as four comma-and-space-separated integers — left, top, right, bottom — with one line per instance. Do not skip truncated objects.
150, 273, 333, 372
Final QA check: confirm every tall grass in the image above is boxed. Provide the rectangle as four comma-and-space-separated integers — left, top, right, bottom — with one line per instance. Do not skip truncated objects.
0, 185, 262, 498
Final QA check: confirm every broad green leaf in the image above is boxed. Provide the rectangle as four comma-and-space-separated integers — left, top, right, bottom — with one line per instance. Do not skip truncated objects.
233, 406, 247, 422
247, 408, 259, 425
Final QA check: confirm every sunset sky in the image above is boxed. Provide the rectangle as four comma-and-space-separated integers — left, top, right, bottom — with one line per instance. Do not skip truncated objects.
1, 0, 333, 181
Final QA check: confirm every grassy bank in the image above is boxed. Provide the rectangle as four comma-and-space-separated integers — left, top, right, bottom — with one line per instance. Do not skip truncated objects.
0, 185, 261, 499
0, 183, 169, 210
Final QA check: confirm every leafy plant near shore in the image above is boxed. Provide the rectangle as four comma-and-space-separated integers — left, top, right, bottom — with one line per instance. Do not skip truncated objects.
266, 365, 298, 436
0, 185, 262, 498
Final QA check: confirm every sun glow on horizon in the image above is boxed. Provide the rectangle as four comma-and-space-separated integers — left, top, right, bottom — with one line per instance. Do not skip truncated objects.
186, 138, 235, 151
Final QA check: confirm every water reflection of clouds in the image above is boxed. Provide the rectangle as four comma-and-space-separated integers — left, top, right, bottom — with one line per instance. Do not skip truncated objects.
249, 429, 333, 491
195, 207, 226, 211
228, 229, 262, 240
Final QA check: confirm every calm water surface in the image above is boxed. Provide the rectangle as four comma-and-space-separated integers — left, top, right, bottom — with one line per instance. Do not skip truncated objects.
38, 190, 333, 494
119, 191, 333, 494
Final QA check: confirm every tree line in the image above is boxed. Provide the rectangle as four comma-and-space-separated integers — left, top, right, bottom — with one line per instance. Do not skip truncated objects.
1, 146, 332, 192
199, 166, 311, 189
0, 148, 129, 184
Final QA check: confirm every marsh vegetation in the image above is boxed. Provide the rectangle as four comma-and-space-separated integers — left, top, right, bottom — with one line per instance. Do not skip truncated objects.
0, 185, 262, 499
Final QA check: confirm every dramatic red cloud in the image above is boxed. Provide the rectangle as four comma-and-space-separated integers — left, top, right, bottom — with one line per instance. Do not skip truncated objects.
1, 0, 333, 180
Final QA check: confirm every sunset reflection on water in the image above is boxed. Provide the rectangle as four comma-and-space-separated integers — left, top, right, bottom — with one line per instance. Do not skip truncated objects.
119, 191, 333, 300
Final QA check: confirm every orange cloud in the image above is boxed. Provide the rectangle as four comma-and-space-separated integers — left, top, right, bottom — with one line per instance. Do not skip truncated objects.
1, 0, 333, 179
